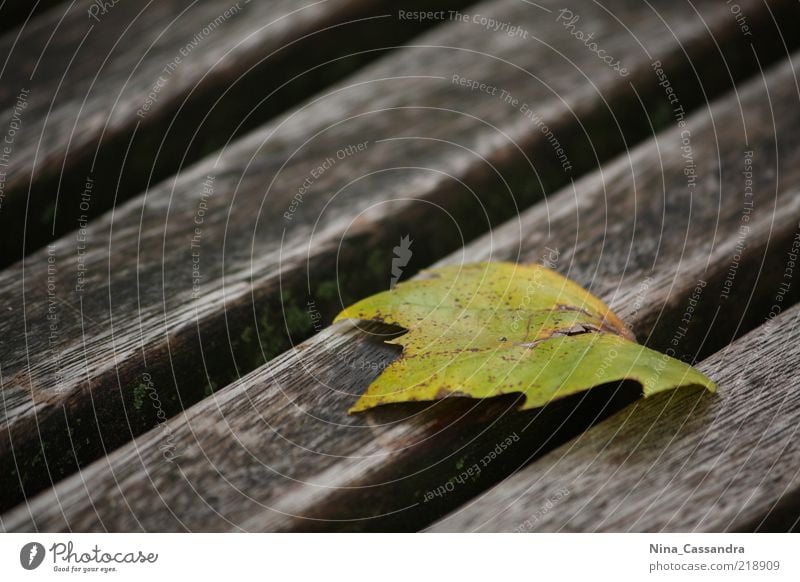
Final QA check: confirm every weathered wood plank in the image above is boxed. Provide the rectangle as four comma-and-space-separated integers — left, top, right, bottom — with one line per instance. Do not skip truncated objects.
429, 302, 800, 532
4, 49, 800, 532
0, 0, 474, 265
7, 0, 772, 510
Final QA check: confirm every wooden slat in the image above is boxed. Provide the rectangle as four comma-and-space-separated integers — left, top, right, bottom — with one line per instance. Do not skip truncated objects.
9, 0, 777, 510
2, 3, 792, 520
0, 0, 474, 265
429, 303, 800, 532
4, 49, 799, 532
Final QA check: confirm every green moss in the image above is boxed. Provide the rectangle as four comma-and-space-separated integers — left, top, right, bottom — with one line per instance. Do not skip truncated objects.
232, 324, 266, 372
29, 448, 43, 468
651, 102, 674, 132
132, 383, 148, 411
316, 280, 339, 303
229, 293, 317, 369
203, 379, 218, 398
285, 305, 310, 335
231, 302, 298, 369
256, 312, 283, 359
366, 248, 387, 279
39, 203, 56, 230
239, 324, 255, 347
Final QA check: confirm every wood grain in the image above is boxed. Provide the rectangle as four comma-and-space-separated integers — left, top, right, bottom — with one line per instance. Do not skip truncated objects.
6, 0, 782, 509
429, 303, 800, 532
4, 49, 799, 532
0, 0, 475, 265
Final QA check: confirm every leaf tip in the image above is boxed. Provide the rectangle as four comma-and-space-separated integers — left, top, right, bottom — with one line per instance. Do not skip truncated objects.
348, 395, 375, 414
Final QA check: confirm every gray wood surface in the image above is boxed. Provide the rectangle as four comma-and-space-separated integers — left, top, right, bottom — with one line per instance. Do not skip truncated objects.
0, 0, 472, 265
4, 0, 783, 511
429, 302, 800, 532
0, 0, 66, 35
4, 50, 799, 532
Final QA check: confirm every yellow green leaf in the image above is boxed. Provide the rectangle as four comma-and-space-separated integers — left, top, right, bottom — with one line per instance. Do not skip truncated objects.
335, 262, 716, 413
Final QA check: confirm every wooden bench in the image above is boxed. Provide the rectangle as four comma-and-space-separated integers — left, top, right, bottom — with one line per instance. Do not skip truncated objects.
1, 0, 800, 531
428, 303, 800, 532
0, 0, 473, 266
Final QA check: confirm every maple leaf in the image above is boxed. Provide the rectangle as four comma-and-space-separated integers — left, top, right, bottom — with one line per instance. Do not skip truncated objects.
335, 262, 715, 413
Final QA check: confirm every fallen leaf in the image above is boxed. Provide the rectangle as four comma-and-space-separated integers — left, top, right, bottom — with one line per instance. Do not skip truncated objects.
335, 262, 716, 413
